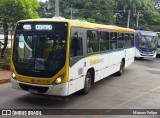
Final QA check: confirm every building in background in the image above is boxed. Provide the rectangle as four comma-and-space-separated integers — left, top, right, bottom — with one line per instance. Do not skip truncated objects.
0, 29, 12, 49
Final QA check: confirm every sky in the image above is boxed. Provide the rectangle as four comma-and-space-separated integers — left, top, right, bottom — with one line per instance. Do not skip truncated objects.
38, 0, 47, 2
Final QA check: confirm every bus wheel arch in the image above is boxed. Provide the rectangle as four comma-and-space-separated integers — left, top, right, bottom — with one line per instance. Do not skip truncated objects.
116, 58, 125, 76
80, 68, 95, 95
122, 58, 125, 68
87, 68, 95, 84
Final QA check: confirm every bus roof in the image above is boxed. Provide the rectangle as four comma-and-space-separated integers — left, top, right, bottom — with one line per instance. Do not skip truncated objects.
136, 30, 158, 37
18, 18, 134, 33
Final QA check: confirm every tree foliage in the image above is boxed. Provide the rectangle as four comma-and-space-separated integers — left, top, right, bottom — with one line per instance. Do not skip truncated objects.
37, 0, 160, 31
0, 0, 39, 27
38, 1, 54, 18
70, 0, 116, 24
116, 0, 160, 31
0, 0, 40, 57
38, 0, 116, 24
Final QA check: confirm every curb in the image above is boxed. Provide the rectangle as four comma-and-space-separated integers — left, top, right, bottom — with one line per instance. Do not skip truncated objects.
0, 78, 11, 84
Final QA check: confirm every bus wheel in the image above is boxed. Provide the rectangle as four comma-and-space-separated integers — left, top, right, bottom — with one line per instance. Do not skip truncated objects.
80, 72, 92, 95
116, 61, 124, 76
156, 55, 159, 58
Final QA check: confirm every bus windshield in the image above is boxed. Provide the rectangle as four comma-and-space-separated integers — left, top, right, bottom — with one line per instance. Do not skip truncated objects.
13, 31, 67, 73
139, 35, 157, 50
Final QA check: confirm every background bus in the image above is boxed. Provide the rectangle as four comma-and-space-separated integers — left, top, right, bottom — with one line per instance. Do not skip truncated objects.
135, 30, 158, 59
11, 18, 135, 96
156, 32, 160, 57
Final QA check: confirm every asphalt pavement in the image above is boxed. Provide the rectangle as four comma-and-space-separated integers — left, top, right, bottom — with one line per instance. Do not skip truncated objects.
0, 58, 160, 118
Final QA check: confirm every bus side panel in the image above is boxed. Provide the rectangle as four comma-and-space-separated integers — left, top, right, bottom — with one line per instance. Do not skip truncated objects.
135, 33, 141, 58
97, 53, 110, 82
125, 48, 135, 67
88, 53, 110, 83
135, 47, 142, 58
109, 50, 124, 75
68, 27, 87, 95
68, 59, 86, 95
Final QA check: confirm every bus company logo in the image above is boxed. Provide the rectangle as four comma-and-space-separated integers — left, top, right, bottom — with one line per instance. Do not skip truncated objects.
90, 59, 100, 65
90, 58, 104, 65
2, 110, 11, 115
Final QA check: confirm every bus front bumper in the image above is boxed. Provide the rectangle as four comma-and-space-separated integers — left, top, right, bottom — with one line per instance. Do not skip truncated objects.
11, 77, 69, 96
135, 49, 156, 58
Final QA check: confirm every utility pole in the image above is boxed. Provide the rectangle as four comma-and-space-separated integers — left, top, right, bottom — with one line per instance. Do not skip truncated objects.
127, 10, 131, 28
136, 12, 143, 28
55, 0, 59, 17
134, 12, 143, 28
70, 7, 73, 19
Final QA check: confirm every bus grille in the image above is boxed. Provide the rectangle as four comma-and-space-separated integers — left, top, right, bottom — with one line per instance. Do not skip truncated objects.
140, 54, 154, 56
19, 83, 49, 93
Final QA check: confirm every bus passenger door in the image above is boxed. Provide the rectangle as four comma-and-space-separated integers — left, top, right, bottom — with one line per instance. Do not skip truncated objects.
68, 28, 86, 95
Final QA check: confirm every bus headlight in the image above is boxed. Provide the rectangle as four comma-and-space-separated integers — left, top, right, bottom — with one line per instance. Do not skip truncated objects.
11, 72, 16, 78
53, 74, 65, 85
55, 78, 62, 84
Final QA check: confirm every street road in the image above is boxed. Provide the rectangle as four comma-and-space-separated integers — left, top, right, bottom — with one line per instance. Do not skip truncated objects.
0, 58, 160, 118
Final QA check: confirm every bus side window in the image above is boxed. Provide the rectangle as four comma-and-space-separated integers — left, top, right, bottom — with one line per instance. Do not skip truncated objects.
125, 33, 131, 48
100, 31, 109, 51
87, 30, 99, 53
118, 33, 125, 49
70, 37, 83, 57
130, 34, 134, 47
110, 32, 117, 50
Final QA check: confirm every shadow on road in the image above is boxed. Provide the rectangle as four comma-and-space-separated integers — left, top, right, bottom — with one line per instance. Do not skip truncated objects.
11, 68, 132, 108
135, 57, 154, 62
13, 77, 118, 108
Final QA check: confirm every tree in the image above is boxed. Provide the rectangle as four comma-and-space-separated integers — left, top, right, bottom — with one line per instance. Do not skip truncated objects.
38, 0, 116, 24
116, 0, 144, 28
62, 0, 116, 24
0, 0, 40, 57
37, 0, 160, 31
116, 0, 160, 31
38, 1, 54, 18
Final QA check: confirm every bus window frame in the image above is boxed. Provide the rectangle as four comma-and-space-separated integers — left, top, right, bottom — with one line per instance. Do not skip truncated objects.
99, 31, 110, 52
109, 31, 118, 51
87, 30, 99, 54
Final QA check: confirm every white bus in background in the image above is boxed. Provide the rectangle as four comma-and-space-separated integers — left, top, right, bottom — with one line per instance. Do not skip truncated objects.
135, 30, 158, 59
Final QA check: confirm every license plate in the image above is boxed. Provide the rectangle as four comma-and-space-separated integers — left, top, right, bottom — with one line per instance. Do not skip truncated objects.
28, 89, 38, 94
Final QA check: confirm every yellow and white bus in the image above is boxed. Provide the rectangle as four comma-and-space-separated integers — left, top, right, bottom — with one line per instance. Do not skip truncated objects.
11, 18, 135, 96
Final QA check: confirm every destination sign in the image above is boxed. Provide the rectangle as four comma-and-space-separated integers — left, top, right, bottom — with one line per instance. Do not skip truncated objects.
18, 22, 68, 31
35, 25, 52, 30
23, 25, 31, 30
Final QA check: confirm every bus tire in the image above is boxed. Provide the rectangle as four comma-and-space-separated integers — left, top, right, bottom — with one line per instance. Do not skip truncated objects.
116, 60, 124, 76
80, 72, 92, 95
156, 55, 159, 58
